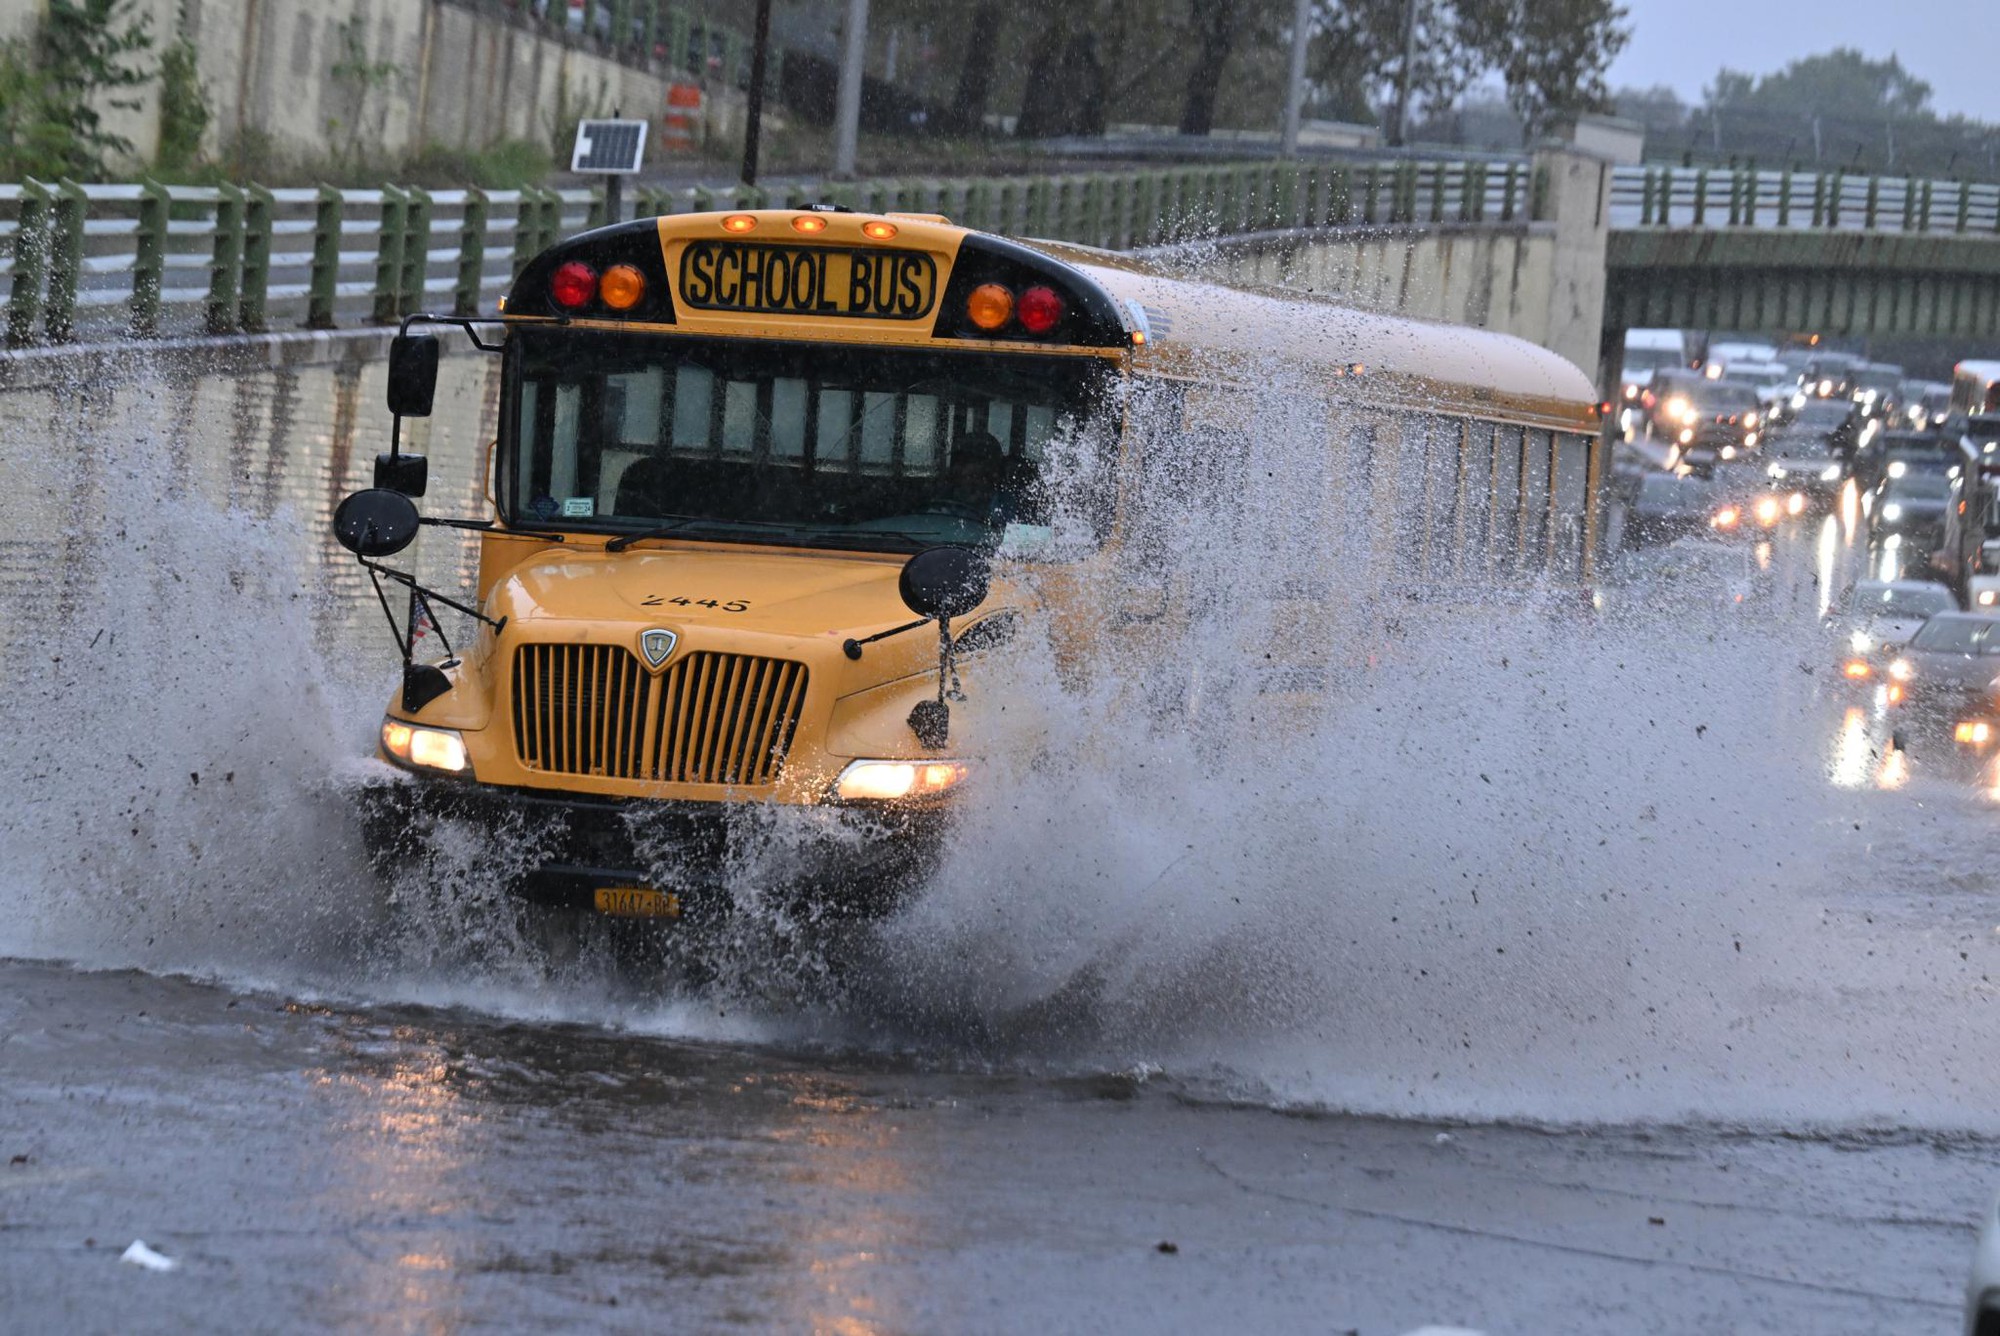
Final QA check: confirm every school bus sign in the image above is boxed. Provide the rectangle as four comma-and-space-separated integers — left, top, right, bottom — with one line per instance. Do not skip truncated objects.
678, 241, 938, 320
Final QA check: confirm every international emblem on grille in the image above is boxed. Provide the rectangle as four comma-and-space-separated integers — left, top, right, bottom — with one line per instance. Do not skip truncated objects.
639, 628, 678, 670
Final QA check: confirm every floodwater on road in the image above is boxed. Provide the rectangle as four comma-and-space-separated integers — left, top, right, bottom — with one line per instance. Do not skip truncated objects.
0, 958, 1986, 1334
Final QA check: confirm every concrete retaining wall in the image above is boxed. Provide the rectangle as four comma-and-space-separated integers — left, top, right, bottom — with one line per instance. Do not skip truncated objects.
1184, 147, 1613, 376
0, 330, 497, 662
0, 0, 744, 169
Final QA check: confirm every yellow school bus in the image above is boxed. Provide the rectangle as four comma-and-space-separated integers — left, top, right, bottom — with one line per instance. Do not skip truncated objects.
337, 206, 1599, 926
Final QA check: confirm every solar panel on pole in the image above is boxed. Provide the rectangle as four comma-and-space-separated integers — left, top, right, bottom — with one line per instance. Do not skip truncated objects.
571, 120, 649, 174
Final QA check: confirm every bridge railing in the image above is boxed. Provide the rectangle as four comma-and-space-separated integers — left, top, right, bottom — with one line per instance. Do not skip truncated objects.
0, 158, 1542, 346
1610, 164, 2000, 233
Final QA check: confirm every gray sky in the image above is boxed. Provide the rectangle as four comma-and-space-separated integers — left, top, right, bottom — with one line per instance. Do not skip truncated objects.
1606, 0, 2000, 122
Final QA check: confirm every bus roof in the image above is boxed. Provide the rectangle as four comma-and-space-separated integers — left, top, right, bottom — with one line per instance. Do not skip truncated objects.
1031, 240, 1599, 430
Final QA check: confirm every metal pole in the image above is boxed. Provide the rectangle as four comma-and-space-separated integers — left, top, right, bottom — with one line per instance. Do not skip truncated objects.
740, 0, 772, 185
833, 0, 869, 180
1280, 0, 1310, 157
1392, 0, 1417, 148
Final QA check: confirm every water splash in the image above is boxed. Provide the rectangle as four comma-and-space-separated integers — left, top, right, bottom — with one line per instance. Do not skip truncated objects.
3, 353, 1998, 1135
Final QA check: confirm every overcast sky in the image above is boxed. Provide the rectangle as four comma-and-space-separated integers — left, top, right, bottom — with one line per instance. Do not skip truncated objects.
1605, 0, 1999, 122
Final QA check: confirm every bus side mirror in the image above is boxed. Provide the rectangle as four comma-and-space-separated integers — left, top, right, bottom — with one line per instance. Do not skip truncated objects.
898, 546, 990, 621
387, 333, 440, 417
374, 451, 428, 497
332, 488, 421, 557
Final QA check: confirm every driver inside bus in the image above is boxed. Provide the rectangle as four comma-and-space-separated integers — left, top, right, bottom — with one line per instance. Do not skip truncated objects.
935, 430, 1011, 527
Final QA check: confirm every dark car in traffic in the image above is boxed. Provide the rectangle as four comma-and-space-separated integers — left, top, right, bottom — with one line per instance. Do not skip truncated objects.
1884, 613, 2000, 746
1639, 372, 1763, 463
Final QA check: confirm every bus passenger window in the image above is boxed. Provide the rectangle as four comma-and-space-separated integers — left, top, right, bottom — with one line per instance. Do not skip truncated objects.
1422, 417, 1461, 584
722, 380, 759, 456
859, 391, 898, 473
671, 365, 714, 452
1522, 429, 1553, 569
905, 395, 941, 473
1492, 425, 1523, 572
1459, 421, 1493, 580
817, 389, 856, 471
769, 378, 808, 460
1553, 433, 1591, 575
547, 383, 582, 504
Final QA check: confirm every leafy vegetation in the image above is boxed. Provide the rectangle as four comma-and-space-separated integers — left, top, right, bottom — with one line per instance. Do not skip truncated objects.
0, 0, 154, 181
1617, 49, 2000, 181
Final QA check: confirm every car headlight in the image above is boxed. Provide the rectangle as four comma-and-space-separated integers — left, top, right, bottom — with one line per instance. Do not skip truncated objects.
1888, 460, 1907, 478
1743, 431, 1758, 448
1820, 465, 1841, 481
1743, 412, 1759, 429
1850, 630, 1873, 653
1678, 427, 1695, 445
1766, 462, 1784, 477
1712, 505, 1741, 528
833, 758, 969, 803
381, 718, 471, 775
1882, 503, 1903, 522
1754, 496, 1782, 525
1889, 658, 1914, 681
1818, 379, 1834, 395
1980, 589, 1999, 608
1955, 721, 1992, 745
1786, 491, 1806, 515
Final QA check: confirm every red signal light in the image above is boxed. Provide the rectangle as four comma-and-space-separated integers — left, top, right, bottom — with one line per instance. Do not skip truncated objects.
1017, 285, 1063, 334
550, 260, 597, 309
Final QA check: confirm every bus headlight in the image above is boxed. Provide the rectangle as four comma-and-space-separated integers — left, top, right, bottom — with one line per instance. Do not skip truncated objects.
833, 759, 968, 803
382, 719, 470, 775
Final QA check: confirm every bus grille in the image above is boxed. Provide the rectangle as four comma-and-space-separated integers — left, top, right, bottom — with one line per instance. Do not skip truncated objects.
511, 644, 809, 787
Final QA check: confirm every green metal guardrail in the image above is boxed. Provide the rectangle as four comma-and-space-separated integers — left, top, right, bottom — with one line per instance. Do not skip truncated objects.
1610, 164, 2000, 232
0, 159, 1545, 346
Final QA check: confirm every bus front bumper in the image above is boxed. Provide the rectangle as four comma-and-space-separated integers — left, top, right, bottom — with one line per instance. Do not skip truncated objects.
351, 766, 946, 918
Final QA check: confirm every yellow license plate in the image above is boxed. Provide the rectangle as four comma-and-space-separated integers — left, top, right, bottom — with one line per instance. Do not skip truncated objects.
593, 886, 681, 919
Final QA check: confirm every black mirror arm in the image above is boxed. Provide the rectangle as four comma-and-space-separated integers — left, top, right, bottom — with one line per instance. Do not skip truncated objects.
355, 556, 507, 635
842, 616, 933, 661
419, 516, 566, 542
398, 312, 507, 352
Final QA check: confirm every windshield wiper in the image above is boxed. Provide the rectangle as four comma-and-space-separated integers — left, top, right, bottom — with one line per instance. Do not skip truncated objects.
604, 514, 799, 552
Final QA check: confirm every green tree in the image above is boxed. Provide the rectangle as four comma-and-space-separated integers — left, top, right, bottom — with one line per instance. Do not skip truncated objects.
1704, 49, 1932, 121
1461, 0, 1630, 139
1309, 0, 1488, 131
154, 37, 208, 173
34, 0, 156, 175
1179, 0, 1286, 135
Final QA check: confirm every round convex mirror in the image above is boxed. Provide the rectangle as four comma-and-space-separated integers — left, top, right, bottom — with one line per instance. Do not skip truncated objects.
332, 487, 421, 557
899, 546, 990, 621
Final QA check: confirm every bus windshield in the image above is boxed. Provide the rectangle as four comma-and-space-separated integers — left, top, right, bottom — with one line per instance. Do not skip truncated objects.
504, 330, 1114, 554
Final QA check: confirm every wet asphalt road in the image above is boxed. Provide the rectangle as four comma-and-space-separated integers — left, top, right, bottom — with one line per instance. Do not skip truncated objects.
0, 958, 1986, 1334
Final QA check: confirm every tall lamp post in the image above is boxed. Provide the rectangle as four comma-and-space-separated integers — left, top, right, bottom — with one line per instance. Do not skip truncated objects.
1281, 0, 1311, 156
740, 0, 773, 185
833, 0, 869, 179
